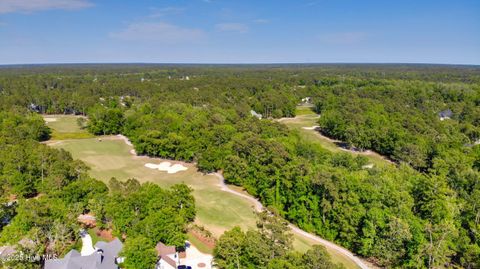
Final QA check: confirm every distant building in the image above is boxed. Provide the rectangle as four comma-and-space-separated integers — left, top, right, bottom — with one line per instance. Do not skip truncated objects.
250, 110, 263, 119
29, 103, 41, 113
438, 109, 453, 121
44, 238, 123, 269
301, 97, 312, 104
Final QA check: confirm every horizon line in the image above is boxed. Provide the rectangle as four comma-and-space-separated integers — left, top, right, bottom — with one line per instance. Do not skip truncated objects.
1, 62, 479, 67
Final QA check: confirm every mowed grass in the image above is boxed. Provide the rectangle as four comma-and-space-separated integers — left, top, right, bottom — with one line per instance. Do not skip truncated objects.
52, 138, 360, 268
43, 115, 94, 140
51, 137, 257, 237
47, 115, 360, 269
295, 105, 316, 116
280, 112, 393, 168
187, 232, 213, 254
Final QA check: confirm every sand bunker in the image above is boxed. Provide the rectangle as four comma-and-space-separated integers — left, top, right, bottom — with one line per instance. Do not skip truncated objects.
44, 118, 57, 122
302, 125, 319, 130
117, 134, 133, 146
145, 161, 188, 174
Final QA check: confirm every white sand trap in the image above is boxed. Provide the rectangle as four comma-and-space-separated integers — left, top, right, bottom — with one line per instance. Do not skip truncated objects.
44, 118, 57, 122
145, 161, 188, 174
169, 164, 188, 173
145, 163, 160, 169
117, 134, 133, 146
302, 125, 319, 130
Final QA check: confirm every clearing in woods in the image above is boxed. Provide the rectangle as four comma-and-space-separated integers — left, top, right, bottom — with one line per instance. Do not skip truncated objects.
43, 115, 94, 140
278, 106, 394, 168
44, 115, 361, 269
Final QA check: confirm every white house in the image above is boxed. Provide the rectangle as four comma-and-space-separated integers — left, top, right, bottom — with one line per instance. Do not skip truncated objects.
301, 97, 312, 104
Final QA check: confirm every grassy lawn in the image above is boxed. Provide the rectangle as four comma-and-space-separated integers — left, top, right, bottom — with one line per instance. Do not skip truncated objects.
42, 115, 94, 140
280, 113, 393, 168
295, 105, 316, 116
88, 228, 101, 245
51, 137, 258, 237
47, 115, 360, 269
187, 232, 213, 254
52, 137, 360, 268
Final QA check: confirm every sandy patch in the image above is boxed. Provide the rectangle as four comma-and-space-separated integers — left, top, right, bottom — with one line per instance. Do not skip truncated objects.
42, 140, 64, 146
362, 163, 375, 169
116, 134, 133, 146
44, 118, 57, 122
145, 161, 188, 174
302, 125, 319, 130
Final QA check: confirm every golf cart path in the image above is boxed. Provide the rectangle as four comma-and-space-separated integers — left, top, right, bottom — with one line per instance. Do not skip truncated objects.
277, 115, 394, 164
113, 134, 373, 269
212, 172, 372, 269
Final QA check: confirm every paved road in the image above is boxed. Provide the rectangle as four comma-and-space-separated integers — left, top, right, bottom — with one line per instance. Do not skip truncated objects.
212, 172, 371, 269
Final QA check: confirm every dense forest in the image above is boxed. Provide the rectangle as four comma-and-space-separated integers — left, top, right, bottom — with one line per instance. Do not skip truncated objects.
0, 111, 196, 268
214, 209, 344, 269
0, 64, 479, 268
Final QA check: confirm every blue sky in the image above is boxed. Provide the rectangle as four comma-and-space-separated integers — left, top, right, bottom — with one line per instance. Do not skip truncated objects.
0, 0, 479, 64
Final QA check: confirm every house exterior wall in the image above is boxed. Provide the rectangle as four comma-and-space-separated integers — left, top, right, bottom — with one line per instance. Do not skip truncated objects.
156, 260, 176, 269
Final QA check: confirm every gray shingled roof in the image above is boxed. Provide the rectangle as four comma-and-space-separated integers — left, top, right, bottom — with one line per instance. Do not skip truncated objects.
44, 238, 123, 269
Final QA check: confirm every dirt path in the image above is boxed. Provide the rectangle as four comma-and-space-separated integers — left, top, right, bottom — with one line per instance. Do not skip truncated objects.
212, 172, 372, 269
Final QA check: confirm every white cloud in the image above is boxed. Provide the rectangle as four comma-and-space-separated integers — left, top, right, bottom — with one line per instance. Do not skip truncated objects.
110, 22, 206, 44
0, 0, 93, 14
215, 23, 249, 33
319, 32, 368, 45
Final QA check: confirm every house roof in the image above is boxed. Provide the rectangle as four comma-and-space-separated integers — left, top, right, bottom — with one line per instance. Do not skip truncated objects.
156, 242, 176, 256
156, 242, 178, 268
161, 255, 177, 268
44, 238, 123, 269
